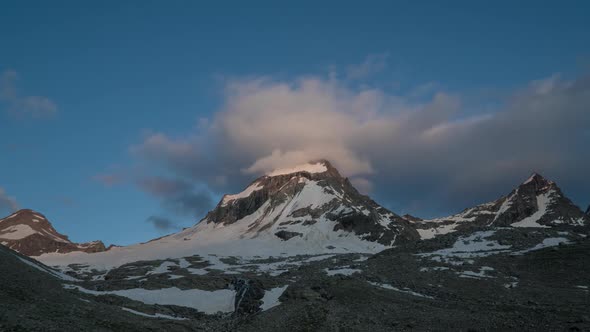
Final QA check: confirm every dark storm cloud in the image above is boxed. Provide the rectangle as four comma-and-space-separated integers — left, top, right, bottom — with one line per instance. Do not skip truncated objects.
137, 176, 215, 218
137, 177, 193, 197
145, 216, 180, 232
130, 67, 590, 218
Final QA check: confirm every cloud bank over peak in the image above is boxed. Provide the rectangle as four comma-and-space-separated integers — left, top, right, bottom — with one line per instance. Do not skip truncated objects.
131, 67, 590, 218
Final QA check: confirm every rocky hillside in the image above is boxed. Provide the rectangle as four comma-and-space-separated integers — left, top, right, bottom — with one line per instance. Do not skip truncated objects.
411, 173, 588, 239
201, 160, 418, 246
0, 209, 106, 256
0, 241, 212, 331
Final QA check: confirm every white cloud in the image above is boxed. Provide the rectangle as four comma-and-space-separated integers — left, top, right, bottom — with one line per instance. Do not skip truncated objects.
132, 69, 590, 217
346, 53, 389, 80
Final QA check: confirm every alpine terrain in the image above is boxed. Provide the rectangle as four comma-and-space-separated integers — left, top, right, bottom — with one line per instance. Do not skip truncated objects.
1, 161, 589, 331
411, 173, 589, 239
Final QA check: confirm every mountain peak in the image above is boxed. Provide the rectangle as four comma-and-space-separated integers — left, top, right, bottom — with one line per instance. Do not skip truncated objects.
194, 158, 418, 250
413, 171, 587, 239
0, 209, 106, 256
521, 172, 553, 187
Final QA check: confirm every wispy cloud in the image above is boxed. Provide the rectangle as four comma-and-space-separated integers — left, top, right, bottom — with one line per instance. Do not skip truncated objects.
346, 53, 389, 80
92, 173, 125, 187
0, 187, 19, 215
0, 70, 57, 118
137, 176, 214, 219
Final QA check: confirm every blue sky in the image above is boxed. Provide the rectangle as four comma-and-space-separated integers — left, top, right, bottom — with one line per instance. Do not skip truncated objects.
1, 1, 589, 245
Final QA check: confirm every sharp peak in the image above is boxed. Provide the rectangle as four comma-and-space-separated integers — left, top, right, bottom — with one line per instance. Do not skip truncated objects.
521, 172, 554, 186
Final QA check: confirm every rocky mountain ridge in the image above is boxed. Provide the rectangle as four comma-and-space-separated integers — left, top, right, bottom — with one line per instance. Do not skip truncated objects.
0, 209, 106, 256
202, 160, 419, 246
410, 173, 588, 239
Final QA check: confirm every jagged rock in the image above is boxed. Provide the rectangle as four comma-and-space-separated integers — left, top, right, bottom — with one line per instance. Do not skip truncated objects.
230, 278, 265, 315
402, 214, 423, 222
199, 160, 419, 247
411, 173, 588, 239
275, 230, 303, 241
492, 173, 586, 227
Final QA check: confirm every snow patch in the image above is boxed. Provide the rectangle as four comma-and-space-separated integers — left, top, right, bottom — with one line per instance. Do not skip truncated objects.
324, 267, 361, 276
148, 261, 177, 275
16, 255, 77, 281
0, 224, 37, 239
511, 191, 553, 228
419, 231, 511, 262
458, 266, 494, 279
121, 307, 187, 320
368, 282, 433, 299
64, 285, 235, 314
416, 223, 460, 240
267, 162, 328, 177
513, 237, 571, 254
494, 194, 515, 221
260, 285, 288, 311
222, 182, 264, 206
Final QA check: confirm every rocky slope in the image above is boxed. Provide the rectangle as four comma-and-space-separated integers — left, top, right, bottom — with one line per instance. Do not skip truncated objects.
411, 173, 588, 239
0, 242, 212, 331
15, 221, 588, 331
0, 209, 106, 256
201, 160, 418, 246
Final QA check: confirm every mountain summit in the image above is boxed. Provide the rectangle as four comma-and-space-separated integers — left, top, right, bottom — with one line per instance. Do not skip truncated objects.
0, 209, 106, 256
183, 160, 419, 250
411, 173, 588, 239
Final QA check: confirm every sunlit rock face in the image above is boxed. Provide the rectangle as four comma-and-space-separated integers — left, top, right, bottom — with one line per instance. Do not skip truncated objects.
0, 209, 105, 256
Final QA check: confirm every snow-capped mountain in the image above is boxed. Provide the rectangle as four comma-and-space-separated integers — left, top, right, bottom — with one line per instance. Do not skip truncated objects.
412, 173, 588, 239
0, 209, 106, 256
35, 160, 418, 270
200, 159, 419, 246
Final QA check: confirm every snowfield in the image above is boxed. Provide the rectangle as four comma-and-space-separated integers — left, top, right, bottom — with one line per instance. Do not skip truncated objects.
0, 224, 38, 239
65, 285, 236, 314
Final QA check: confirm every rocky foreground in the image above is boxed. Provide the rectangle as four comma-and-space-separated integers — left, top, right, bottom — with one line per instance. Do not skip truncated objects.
2, 223, 589, 331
